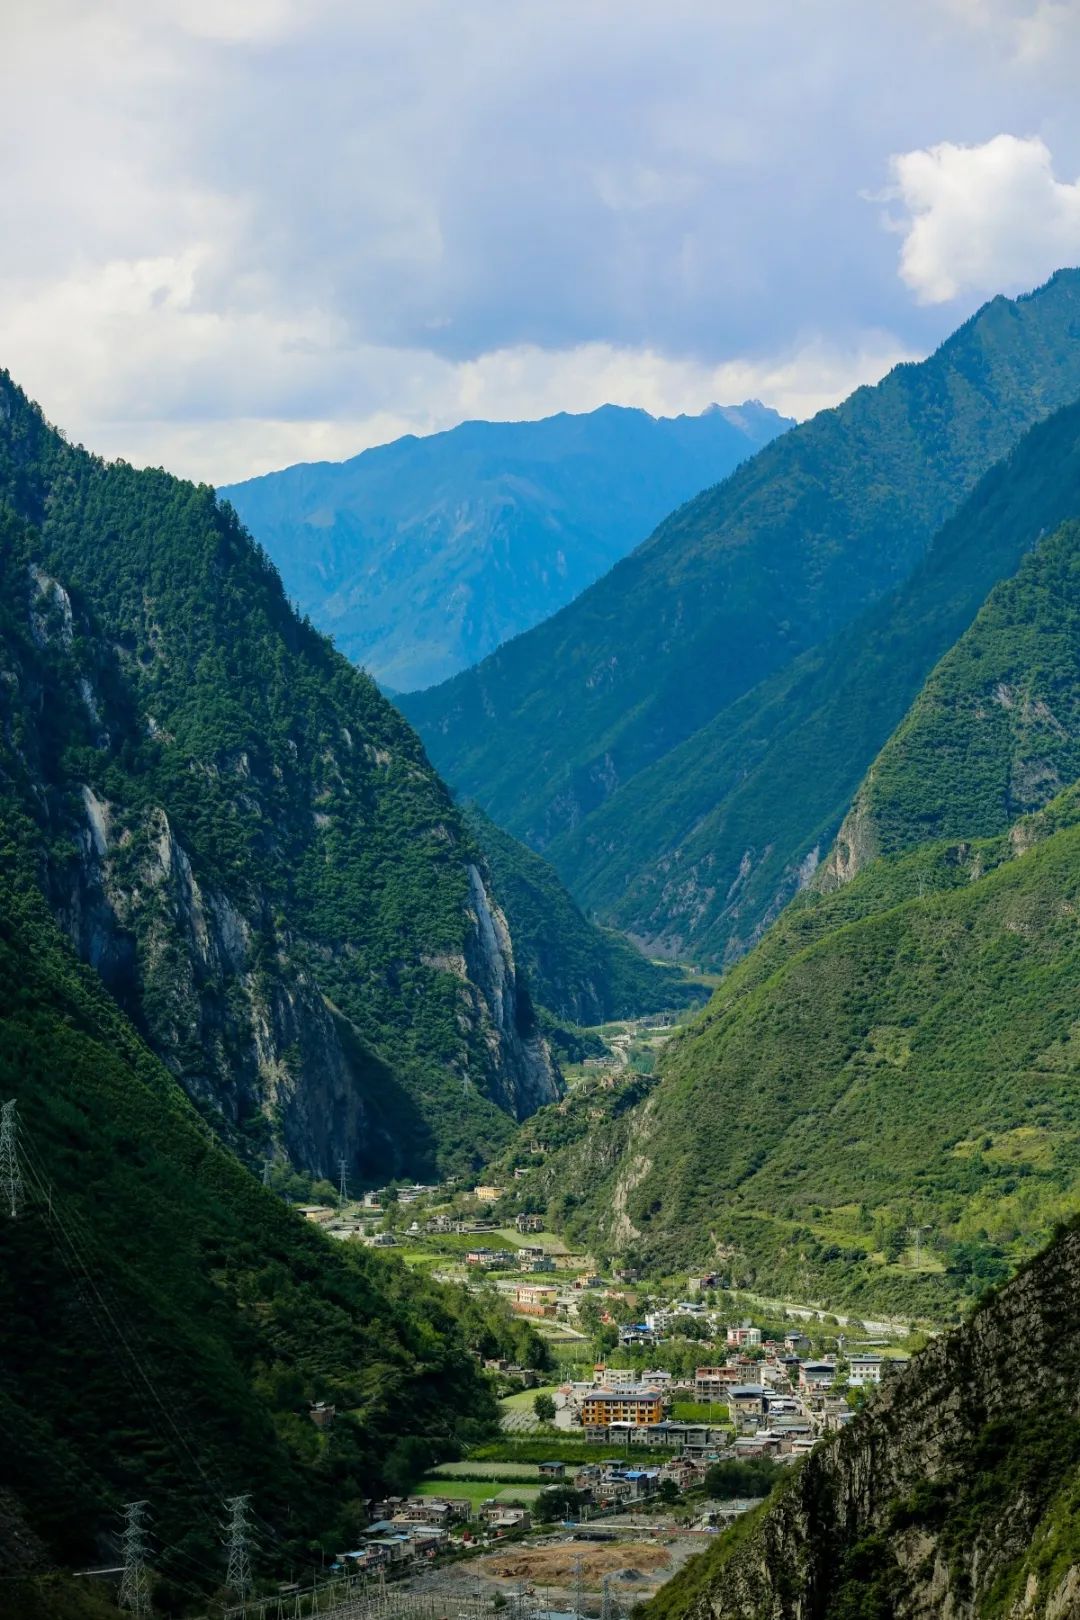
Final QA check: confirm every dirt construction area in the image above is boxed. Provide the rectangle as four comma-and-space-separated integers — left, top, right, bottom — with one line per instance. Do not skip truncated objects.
480, 1544, 670, 1583
403, 1524, 712, 1612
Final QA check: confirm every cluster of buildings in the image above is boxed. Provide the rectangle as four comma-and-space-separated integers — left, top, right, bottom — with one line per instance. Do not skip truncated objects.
335, 1497, 473, 1573
552, 1330, 899, 1457
465, 1243, 557, 1273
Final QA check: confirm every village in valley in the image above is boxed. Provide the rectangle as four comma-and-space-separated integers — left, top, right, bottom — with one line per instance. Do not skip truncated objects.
290, 1149, 922, 1617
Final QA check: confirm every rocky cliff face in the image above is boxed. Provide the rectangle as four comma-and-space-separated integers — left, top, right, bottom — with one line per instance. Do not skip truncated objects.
0, 376, 560, 1182
665, 1226, 1080, 1620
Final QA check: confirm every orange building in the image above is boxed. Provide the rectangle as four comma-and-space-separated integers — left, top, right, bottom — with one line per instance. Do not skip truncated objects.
580, 1388, 664, 1425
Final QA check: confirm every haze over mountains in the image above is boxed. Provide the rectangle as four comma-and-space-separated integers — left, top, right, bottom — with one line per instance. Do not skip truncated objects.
403, 270, 1080, 966
222, 401, 790, 692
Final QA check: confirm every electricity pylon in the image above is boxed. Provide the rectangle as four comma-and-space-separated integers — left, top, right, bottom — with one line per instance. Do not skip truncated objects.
0, 1099, 23, 1218
118, 1500, 151, 1616
224, 1493, 253, 1601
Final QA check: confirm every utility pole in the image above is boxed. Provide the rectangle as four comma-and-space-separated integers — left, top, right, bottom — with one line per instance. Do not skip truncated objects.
0, 1099, 23, 1218
338, 1156, 349, 1208
117, 1500, 151, 1616
223, 1492, 253, 1602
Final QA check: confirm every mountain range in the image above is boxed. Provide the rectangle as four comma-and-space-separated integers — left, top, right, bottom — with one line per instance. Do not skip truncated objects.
221, 401, 789, 692
402, 270, 1080, 968
13, 262, 1080, 1617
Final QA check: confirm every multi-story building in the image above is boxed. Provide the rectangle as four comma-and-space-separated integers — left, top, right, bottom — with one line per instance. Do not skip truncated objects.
695, 1365, 740, 1399
848, 1354, 884, 1386
579, 1387, 664, 1426
726, 1324, 762, 1348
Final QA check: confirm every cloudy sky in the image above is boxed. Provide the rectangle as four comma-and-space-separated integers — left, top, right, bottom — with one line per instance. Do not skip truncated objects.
4, 0, 1080, 482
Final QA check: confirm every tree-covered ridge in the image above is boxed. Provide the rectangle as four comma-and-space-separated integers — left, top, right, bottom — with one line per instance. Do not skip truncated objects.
222, 401, 791, 692
830, 517, 1080, 875
0, 881, 537, 1606
462, 803, 706, 1024
0, 370, 559, 1184
514, 802, 1080, 1317
647, 1218, 1080, 1620
402, 270, 1080, 951
549, 397, 1080, 966
507, 516, 1080, 1316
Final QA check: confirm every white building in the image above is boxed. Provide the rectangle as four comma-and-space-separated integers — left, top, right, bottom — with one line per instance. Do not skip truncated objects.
848, 1354, 884, 1386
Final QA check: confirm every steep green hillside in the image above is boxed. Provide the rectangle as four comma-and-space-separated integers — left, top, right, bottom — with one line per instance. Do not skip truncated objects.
463, 804, 706, 1024
514, 807, 1080, 1318
827, 517, 1080, 877
551, 400, 1080, 965
0, 371, 562, 1186
508, 521, 1080, 1315
0, 881, 537, 1608
403, 271, 1080, 954
223, 402, 790, 691
648, 1219, 1080, 1620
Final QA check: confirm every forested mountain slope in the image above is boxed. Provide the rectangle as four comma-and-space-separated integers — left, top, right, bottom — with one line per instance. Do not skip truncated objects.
555, 397, 1080, 964
403, 270, 1080, 957
515, 805, 1080, 1317
463, 804, 706, 1025
508, 517, 1080, 1317
0, 882, 532, 1612
0, 371, 561, 1185
222, 402, 789, 691
648, 1218, 1080, 1620
825, 515, 1080, 881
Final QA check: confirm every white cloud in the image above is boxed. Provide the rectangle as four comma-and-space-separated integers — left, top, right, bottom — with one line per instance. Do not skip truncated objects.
0, 245, 913, 482
888, 134, 1080, 303
2, 2, 1078, 481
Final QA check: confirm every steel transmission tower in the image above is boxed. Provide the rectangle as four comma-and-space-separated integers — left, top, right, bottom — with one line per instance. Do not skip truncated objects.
224, 1492, 253, 1600
338, 1155, 349, 1207
117, 1500, 151, 1616
0, 1099, 23, 1218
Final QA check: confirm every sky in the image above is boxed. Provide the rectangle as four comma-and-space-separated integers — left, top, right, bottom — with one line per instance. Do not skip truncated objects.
3, 0, 1080, 483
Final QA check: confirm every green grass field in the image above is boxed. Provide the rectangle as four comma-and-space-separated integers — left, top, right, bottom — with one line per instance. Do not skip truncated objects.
499, 1385, 560, 1411
429, 1462, 542, 1479
413, 1479, 542, 1504
493, 1229, 572, 1253
672, 1401, 729, 1423
469, 1438, 677, 1464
